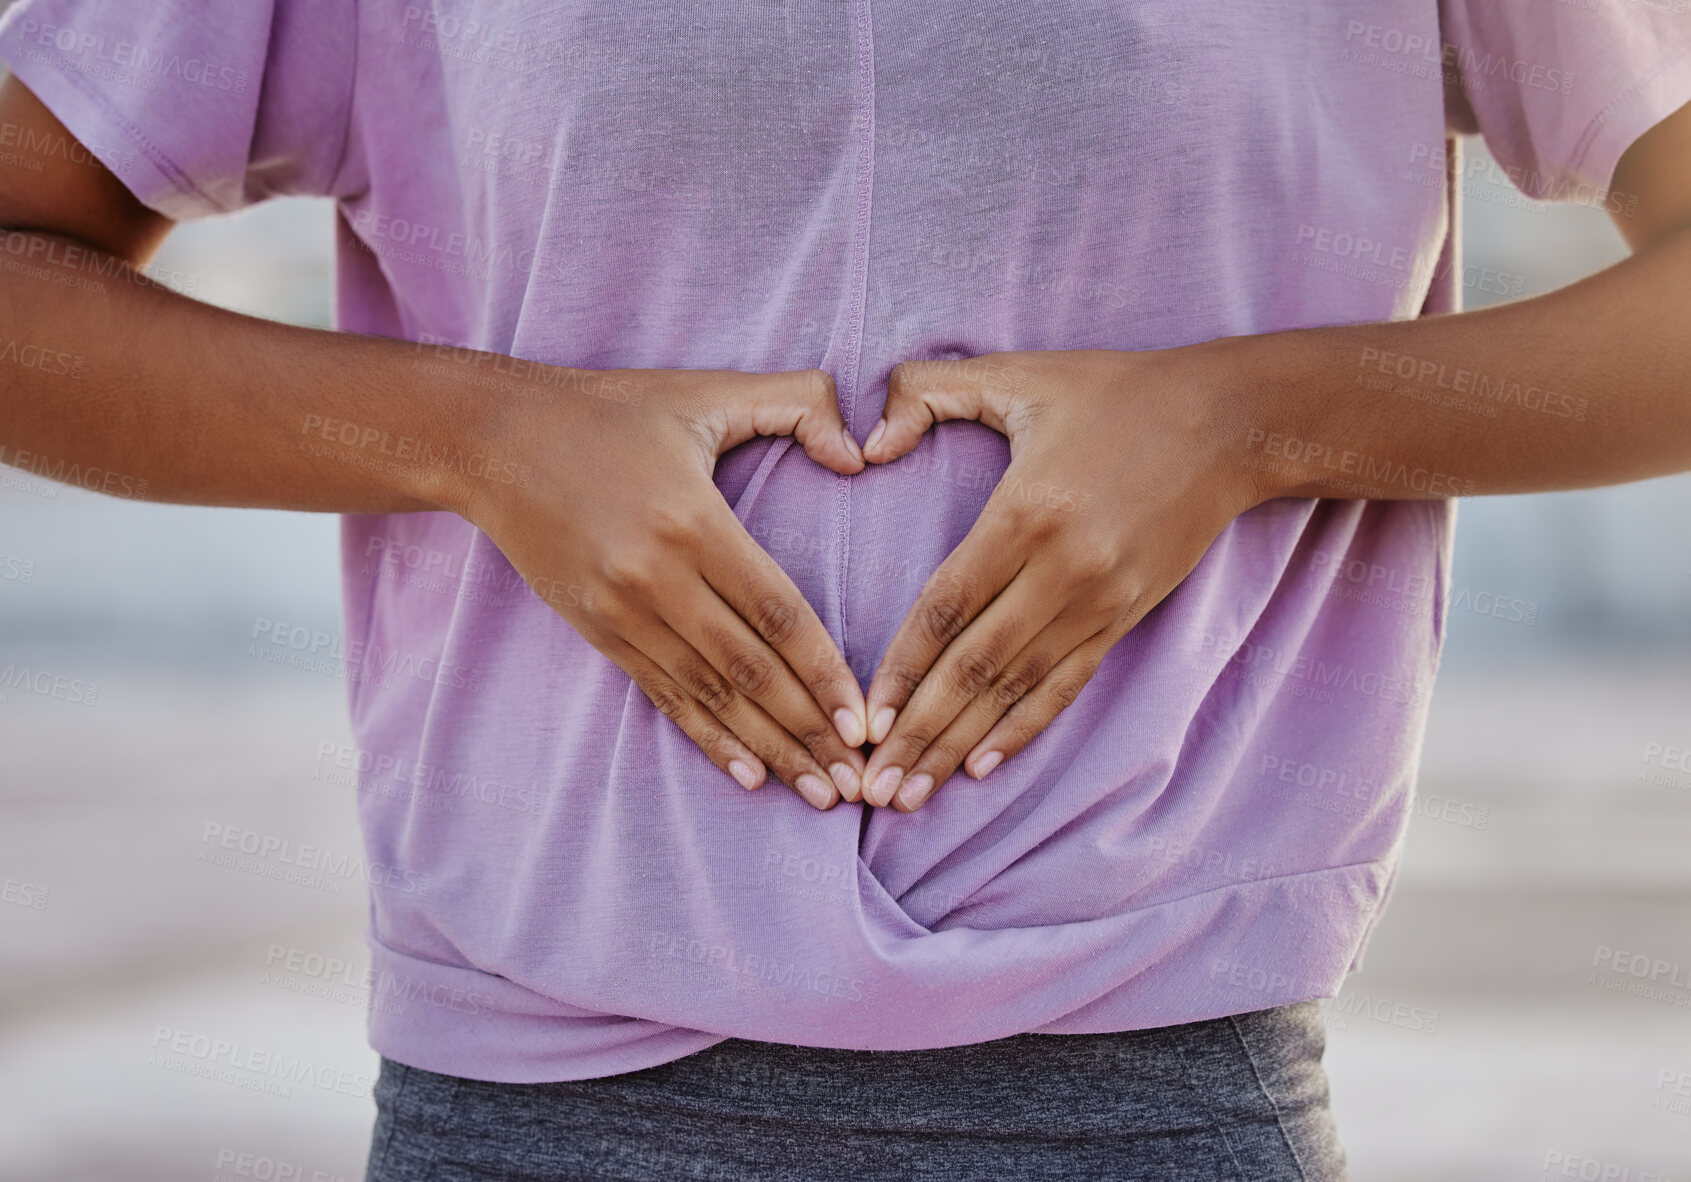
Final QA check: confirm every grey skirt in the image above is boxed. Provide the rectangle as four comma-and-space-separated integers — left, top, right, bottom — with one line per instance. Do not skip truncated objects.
365, 1000, 1347, 1181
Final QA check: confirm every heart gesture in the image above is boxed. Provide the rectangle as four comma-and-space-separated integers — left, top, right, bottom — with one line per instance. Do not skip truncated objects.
852, 349, 1256, 811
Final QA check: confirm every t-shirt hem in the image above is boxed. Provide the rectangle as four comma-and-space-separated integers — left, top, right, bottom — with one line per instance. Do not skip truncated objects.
1568, 53, 1691, 194
0, 37, 225, 220
364, 860, 1381, 1083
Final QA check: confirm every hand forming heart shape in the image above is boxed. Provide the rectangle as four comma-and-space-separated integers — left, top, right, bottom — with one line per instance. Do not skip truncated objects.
467, 346, 1252, 814
844, 348, 1254, 811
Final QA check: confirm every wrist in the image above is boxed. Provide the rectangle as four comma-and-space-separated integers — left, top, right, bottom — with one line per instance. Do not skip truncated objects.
1146, 331, 1316, 512
398, 339, 540, 523
1187, 328, 1340, 505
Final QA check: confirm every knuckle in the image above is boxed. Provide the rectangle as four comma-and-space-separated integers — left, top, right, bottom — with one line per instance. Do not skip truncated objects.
989, 663, 1042, 710
1019, 504, 1061, 541
883, 664, 925, 705
693, 722, 730, 757
808, 367, 836, 403
922, 736, 969, 774
797, 724, 835, 754
802, 659, 847, 699
1127, 587, 1155, 619
893, 719, 936, 751
947, 646, 999, 698
599, 550, 660, 594
725, 648, 777, 697
643, 681, 691, 722
749, 596, 800, 648
1066, 535, 1119, 580
647, 502, 705, 545
678, 658, 737, 716
886, 360, 909, 395
1111, 590, 1147, 625
1049, 675, 1088, 711
920, 597, 969, 647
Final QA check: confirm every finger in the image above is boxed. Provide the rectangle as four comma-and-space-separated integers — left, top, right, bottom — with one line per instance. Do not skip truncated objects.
862, 569, 1067, 807
634, 608, 843, 811
697, 501, 869, 750
862, 506, 1024, 752
667, 577, 867, 804
598, 634, 769, 793
714, 367, 864, 475
964, 633, 1119, 780
864, 354, 1033, 463
875, 607, 1099, 811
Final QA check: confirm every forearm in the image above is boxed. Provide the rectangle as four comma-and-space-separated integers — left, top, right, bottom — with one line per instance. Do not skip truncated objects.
0, 229, 490, 515
1213, 222, 1691, 503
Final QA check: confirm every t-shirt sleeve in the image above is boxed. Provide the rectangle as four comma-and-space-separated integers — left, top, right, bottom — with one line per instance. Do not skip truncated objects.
1439, 0, 1691, 203
0, 0, 356, 220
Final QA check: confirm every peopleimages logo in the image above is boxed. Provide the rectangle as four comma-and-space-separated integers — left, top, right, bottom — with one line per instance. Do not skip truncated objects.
0, 661, 99, 706
1542, 1148, 1675, 1181
199, 822, 432, 896
1193, 628, 1428, 708
16, 20, 249, 92
1341, 21, 1575, 96
647, 932, 869, 1004
1244, 427, 1477, 499
249, 617, 485, 691
0, 442, 147, 500
1593, 944, 1691, 989
261, 943, 499, 1019
348, 208, 537, 279
214, 1147, 349, 1182
311, 739, 542, 815
1357, 346, 1588, 421
148, 1026, 372, 1099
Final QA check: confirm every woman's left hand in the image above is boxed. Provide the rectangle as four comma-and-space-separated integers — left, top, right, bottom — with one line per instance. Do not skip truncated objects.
857, 347, 1263, 811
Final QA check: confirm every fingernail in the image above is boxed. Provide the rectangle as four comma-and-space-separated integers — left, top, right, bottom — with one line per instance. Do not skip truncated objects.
868, 705, 896, 745
795, 773, 836, 810
833, 707, 865, 747
828, 762, 861, 802
864, 417, 887, 455
840, 425, 863, 462
729, 759, 761, 790
871, 766, 903, 807
971, 750, 1003, 779
895, 772, 935, 810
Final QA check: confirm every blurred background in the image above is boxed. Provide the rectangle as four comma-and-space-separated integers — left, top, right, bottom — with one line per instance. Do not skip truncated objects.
2, 85, 1690, 1182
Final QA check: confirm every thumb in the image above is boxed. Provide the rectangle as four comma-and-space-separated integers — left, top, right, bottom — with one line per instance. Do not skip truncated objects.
715, 368, 864, 475
863, 355, 1027, 464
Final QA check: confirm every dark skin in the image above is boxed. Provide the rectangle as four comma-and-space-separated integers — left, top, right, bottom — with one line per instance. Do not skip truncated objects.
0, 77, 869, 811
3, 75, 1691, 813
854, 97, 1691, 809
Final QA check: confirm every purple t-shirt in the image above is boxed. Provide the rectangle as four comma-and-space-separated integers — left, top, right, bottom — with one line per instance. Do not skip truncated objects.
5, 1, 1688, 1082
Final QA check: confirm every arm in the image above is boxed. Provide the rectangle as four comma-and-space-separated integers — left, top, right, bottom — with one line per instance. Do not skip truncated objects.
0, 76, 870, 808
853, 99, 1691, 811
1235, 99, 1691, 502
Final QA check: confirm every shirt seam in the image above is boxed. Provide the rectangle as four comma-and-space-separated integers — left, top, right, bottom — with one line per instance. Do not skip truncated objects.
835, 0, 876, 656
917, 856, 1386, 939
1171, 1034, 1251, 1181
1563, 56, 1678, 188
1224, 1012, 1313, 1179
324, 0, 361, 199
1139, 855, 1384, 918
16, 46, 223, 215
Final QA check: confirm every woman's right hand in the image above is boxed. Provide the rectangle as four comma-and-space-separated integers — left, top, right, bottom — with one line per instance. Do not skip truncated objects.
447, 361, 868, 810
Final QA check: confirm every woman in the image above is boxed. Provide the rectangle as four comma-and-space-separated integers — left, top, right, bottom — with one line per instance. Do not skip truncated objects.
1, 1, 1688, 1178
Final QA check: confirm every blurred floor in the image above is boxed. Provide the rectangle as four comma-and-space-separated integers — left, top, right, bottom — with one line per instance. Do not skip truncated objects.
2, 658, 1689, 1181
